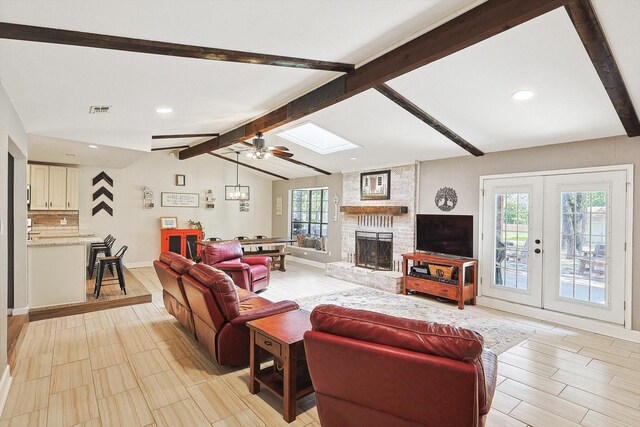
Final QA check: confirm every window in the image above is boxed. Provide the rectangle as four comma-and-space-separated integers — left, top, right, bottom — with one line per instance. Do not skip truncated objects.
291, 188, 329, 238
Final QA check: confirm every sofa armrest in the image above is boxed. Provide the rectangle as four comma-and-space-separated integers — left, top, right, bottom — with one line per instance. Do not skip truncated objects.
242, 256, 271, 266
230, 300, 299, 326
212, 262, 250, 272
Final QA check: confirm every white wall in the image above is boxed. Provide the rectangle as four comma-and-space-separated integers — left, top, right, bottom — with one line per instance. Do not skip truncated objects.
78, 151, 273, 265
1, 83, 29, 372
419, 134, 640, 330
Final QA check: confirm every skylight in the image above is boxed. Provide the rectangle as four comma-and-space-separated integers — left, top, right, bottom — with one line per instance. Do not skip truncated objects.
277, 123, 358, 154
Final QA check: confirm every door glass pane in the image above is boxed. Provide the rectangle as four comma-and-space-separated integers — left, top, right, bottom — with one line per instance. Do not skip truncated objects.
559, 191, 607, 305
494, 193, 529, 290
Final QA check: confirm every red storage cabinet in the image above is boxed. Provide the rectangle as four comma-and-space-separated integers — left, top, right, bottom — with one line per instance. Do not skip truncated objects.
161, 228, 203, 259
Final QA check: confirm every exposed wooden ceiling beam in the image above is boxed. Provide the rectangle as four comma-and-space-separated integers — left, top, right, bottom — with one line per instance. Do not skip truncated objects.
565, 0, 640, 137
180, 0, 567, 160
0, 22, 354, 73
152, 133, 219, 140
239, 141, 332, 175
208, 152, 289, 180
274, 156, 332, 175
374, 84, 484, 157
150, 145, 189, 151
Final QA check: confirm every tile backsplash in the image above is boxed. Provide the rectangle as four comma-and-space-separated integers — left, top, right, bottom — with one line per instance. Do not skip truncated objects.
28, 210, 79, 235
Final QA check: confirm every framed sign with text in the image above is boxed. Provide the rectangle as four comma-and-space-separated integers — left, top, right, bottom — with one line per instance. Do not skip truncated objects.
161, 192, 199, 207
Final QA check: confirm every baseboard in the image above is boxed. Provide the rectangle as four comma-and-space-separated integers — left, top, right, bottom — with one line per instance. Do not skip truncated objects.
287, 256, 325, 269
477, 296, 640, 343
124, 261, 153, 269
11, 306, 29, 316
0, 365, 12, 418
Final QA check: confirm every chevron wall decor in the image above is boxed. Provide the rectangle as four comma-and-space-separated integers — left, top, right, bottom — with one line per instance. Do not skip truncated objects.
92, 171, 114, 216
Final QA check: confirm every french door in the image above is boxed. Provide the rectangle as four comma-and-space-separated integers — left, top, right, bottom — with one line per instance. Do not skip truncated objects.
480, 169, 630, 325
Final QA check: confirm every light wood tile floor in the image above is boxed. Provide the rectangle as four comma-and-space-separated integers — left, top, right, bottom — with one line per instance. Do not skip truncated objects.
3, 261, 640, 426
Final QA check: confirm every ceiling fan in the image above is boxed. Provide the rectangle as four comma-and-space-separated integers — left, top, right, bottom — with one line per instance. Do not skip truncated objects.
244, 132, 293, 159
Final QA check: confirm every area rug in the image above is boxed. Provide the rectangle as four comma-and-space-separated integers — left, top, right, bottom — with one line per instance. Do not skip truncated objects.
295, 288, 532, 354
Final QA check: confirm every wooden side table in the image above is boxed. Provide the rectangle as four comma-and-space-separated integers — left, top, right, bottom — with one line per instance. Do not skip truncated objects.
247, 309, 313, 423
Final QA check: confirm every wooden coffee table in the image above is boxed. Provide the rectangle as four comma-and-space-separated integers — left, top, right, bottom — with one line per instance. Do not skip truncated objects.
247, 309, 313, 422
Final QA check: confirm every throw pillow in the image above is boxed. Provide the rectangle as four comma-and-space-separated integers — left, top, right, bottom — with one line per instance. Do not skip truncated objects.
295, 234, 306, 247
303, 238, 319, 248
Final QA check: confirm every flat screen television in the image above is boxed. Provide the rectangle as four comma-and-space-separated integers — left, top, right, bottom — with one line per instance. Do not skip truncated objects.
416, 214, 473, 258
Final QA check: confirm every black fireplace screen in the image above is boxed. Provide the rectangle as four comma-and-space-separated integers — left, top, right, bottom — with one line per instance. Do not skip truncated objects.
355, 231, 393, 271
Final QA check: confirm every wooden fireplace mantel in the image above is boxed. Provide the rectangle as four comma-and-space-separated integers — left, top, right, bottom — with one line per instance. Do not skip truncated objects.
340, 206, 408, 215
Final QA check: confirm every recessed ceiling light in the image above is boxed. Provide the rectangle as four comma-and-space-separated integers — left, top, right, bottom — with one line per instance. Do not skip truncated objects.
277, 122, 358, 155
88, 145, 98, 149
156, 107, 173, 114
350, 157, 357, 160
512, 90, 534, 101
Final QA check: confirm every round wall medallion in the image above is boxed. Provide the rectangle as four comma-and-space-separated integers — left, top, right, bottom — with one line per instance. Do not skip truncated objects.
434, 187, 458, 212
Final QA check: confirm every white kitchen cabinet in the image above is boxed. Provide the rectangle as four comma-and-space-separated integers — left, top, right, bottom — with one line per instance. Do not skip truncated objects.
29, 164, 50, 210
65, 167, 79, 210
48, 166, 67, 210
28, 164, 78, 211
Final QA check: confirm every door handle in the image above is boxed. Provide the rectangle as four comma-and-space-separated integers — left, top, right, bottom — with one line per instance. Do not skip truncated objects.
535, 239, 541, 244
534, 248, 541, 254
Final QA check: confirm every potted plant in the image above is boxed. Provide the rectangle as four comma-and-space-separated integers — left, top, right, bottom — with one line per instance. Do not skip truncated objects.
188, 220, 205, 240
188, 220, 203, 230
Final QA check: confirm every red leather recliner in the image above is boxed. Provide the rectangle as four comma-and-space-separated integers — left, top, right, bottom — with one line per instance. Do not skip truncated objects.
202, 241, 271, 292
304, 305, 498, 427
182, 263, 299, 366
153, 252, 196, 334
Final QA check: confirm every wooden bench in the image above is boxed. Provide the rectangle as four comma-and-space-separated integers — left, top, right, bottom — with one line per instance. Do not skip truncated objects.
243, 251, 292, 272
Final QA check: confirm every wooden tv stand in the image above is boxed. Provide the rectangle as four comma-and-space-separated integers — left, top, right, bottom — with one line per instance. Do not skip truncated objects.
402, 252, 477, 310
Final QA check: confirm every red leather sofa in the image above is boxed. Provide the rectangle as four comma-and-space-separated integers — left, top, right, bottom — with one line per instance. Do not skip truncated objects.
304, 305, 498, 427
153, 252, 196, 334
202, 241, 271, 292
154, 252, 299, 366
182, 262, 298, 366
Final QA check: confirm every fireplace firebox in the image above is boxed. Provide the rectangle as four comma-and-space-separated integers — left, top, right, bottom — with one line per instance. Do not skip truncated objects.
355, 231, 393, 271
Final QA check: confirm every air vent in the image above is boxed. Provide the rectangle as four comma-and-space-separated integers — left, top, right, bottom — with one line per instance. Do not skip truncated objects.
89, 105, 111, 114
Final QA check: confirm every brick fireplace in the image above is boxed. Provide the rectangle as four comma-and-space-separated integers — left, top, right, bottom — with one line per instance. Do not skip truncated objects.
326, 164, 417, 293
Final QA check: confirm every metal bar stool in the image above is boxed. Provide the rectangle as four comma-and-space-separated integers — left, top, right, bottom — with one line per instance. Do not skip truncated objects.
94, 245, 128, 298
87, 235, 115, 279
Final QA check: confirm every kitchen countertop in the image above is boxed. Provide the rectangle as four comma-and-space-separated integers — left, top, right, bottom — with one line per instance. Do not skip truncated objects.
27, 235, 103, 247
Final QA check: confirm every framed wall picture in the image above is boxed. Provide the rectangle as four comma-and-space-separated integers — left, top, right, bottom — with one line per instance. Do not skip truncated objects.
360, 170, 391, 200
160, 216, 178, 229
175, 174, 185, 186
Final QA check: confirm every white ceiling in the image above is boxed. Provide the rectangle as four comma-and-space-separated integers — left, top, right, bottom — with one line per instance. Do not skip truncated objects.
387, 7, 625, 154
1, 0, 639, 179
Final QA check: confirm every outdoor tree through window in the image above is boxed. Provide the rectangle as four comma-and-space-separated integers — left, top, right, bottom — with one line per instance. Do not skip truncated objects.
291, 188, 329, 238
